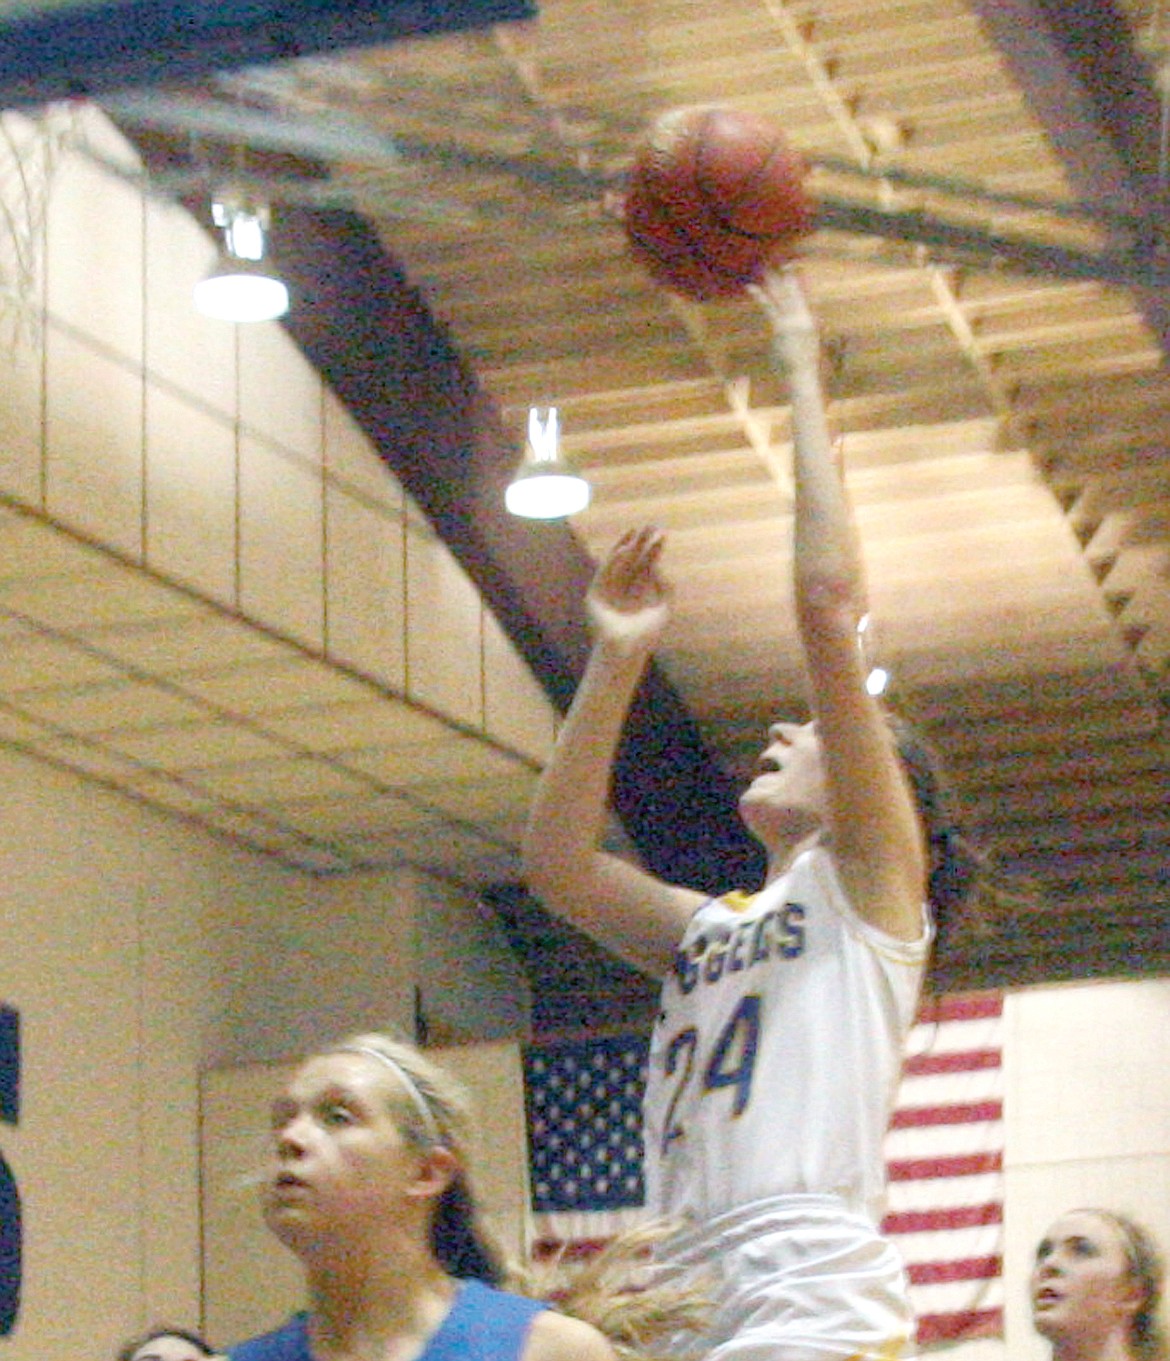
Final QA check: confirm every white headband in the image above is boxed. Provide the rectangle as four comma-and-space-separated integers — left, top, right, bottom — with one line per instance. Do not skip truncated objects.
335, 1044, 442, 1145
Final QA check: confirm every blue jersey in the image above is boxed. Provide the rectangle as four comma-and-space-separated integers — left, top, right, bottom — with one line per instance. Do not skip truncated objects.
229, 1280, 548, 1361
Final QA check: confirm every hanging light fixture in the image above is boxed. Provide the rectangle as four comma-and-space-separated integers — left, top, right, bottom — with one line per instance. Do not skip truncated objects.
193, 197, 289, 323
505, 407, 590, 519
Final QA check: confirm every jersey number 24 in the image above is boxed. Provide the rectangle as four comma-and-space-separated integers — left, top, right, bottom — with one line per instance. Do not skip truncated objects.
661, 994, 760, 1156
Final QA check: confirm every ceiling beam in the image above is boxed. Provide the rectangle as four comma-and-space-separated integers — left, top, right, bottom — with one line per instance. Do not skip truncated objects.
0, 0, 535, 108
967, 0, 1170, 351
270, 203, 765, 895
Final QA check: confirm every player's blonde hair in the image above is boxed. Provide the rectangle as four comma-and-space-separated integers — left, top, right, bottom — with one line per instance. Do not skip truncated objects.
521, 1223, 710, 1361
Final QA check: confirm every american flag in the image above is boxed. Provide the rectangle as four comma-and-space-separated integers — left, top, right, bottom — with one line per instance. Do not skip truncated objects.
523, 992, 1004, 1349
524, 1032, 651, 1263
882, 990, 1005, 1346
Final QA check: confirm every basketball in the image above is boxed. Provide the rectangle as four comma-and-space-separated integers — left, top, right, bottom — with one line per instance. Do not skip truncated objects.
623, 105, 814, 301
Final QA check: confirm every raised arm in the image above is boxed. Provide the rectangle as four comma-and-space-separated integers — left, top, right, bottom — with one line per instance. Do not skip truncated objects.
522, 526, 706, 977
754, 268, 927, 940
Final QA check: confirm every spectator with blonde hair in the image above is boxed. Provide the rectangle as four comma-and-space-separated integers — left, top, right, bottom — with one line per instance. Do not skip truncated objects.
1032, 1208, 1167, 1361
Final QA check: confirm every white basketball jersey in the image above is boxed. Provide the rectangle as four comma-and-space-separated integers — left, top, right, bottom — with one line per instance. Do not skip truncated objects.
643, 844, 930, 1228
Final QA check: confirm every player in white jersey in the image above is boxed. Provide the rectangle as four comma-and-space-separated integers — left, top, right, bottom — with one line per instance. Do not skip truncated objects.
523, 268, 976, 1361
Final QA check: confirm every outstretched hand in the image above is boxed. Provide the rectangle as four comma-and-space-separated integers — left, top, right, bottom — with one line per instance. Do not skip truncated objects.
587, 525, 671, 658
749, 265, 819, 377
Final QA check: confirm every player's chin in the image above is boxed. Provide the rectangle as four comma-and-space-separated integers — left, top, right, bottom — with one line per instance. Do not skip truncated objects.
1030, 1308, 1061, 1339
739, 787, 822, 837
737, 788, 784, 834
739, 774, 790, 809
264, 1189, 312, 1228
264, 1203, 316, 1252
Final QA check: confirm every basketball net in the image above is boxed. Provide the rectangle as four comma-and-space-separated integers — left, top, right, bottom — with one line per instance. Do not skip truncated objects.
0, 104, 75, 352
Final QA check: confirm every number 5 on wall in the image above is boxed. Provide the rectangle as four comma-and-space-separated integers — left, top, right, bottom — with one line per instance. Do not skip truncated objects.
0, 1003, 21, 1338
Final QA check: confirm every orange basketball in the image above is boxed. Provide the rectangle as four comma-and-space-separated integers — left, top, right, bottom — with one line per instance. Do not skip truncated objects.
624, 105, 814, 301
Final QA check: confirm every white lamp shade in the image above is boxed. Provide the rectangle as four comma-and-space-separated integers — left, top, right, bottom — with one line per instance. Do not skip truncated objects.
504, 469, 591, 519
505, 406, 590, 518
193, 263, 289, 323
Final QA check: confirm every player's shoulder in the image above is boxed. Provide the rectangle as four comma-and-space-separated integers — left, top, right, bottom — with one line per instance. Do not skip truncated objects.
523, 1309, 618, 1361
709, 862, 820, 915
696, 847, 833, 922
227, 1313, 309, 1360
719, 888, 756, 914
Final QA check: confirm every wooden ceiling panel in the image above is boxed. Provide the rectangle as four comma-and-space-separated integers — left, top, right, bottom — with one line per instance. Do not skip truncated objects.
65, 0, 1170, 993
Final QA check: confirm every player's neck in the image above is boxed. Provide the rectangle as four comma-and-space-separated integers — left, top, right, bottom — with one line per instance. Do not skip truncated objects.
763, 829, 822, 884
308, 1254, 457, 1359
1049, 1322, 1137, 1361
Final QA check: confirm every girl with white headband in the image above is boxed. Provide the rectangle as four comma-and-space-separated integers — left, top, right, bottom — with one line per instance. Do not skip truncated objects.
226, 1032, 618, 1361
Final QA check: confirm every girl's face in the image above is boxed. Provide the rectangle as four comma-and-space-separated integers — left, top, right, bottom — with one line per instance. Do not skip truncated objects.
738, 721, 826, 840
1031, 1211, 1142, 1348
263, 1051, 450, 1253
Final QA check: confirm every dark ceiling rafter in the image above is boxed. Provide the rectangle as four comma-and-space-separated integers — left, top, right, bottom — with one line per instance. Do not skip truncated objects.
967, 0, 1170, 716
261, 202, 766, 897
0, 0, 536, 108
968, 0, 1170, 352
